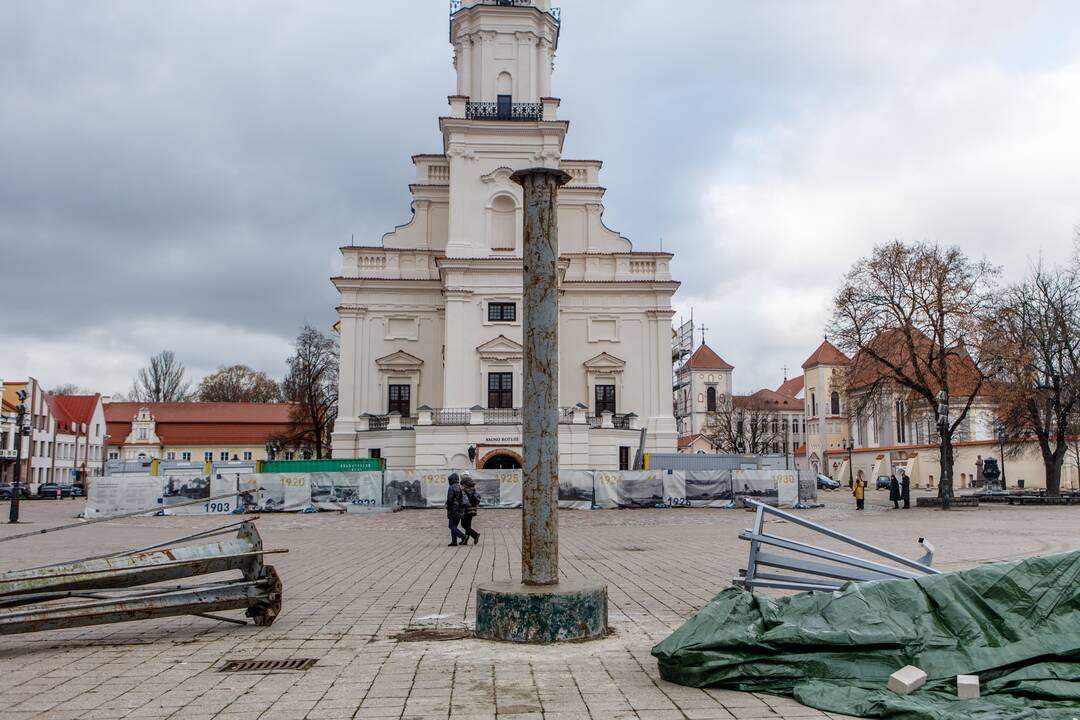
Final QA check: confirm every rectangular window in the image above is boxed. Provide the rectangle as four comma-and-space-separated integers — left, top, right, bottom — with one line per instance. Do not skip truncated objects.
109, 451, 118, 460
388, 384, 411, 416
619, 446, 630, 471
204, 452, 212, 462
220, 451, 229, 461
488, 372, 513, 409
488, 302, 516, 322
595, 384, 616, 415
182, 452, 191, 461
243, 451, 252, 461
369, 449, 381, 460
284, 451, 295, 460
138, 428, 147, 440
166, 452, 176, 460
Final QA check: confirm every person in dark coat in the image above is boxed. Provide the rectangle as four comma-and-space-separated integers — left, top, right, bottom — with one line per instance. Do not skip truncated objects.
460, 474, 481, 545
889, 474, 901, 509
901, 473, 911, 509
445, 473, 467, 546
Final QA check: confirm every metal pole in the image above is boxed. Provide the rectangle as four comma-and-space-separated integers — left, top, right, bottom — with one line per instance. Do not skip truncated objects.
999, 436, 1007, 490
9, 405, 26, 524
512, 167, 570, 586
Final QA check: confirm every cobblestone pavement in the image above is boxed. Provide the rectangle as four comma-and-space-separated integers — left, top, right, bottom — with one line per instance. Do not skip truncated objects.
0, 489, 1077, 720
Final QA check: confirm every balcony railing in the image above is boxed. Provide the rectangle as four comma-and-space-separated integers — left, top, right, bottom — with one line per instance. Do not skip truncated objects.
587, 413, 629, 429
465, 101, 543, 121
369, 415, 389, 431
484, 407, 522, 425
433, 408, 471, 425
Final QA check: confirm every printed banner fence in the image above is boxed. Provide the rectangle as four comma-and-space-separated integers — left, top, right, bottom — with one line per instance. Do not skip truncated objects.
89, 468, 803, 516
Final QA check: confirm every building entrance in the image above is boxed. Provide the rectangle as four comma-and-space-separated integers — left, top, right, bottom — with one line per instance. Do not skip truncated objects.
482, 453, 522, 470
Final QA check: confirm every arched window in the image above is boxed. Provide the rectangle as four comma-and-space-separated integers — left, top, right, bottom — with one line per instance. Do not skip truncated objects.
490, 194, 516, 250
706, 386, 717, 411
830, 391, 841, 415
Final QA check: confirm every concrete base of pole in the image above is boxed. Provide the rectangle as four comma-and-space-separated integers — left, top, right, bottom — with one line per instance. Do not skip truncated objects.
475, 579, 608, 643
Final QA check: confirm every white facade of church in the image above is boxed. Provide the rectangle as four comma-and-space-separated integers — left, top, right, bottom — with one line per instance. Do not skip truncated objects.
332, 0, 679, 470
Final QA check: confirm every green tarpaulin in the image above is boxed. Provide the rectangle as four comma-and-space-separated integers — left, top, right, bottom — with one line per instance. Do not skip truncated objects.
652, 551, 1080, 719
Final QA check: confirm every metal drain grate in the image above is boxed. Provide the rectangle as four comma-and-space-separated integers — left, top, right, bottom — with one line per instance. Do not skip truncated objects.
220, 658, 318, 673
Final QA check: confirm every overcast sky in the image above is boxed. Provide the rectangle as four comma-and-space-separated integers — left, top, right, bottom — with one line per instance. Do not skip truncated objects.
3, 0, 1079, 396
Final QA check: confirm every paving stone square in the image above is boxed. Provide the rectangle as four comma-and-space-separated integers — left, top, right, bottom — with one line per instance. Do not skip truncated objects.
0, 490, 1075, 719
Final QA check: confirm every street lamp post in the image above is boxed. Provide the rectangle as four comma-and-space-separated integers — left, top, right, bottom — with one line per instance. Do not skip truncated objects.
9, 390, 28, 524
996, 423, 1008, 491
846, 438, 855, 488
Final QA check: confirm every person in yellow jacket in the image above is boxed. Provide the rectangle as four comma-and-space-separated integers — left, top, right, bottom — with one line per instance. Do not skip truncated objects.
853, 476, 865, 510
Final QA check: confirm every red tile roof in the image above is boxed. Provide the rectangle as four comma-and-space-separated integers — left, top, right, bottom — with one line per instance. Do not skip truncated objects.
732, 388, 805, 411
105, 402, 294, 447
802, 340, 850, 369
775, 376, 804, 398
847, 328, 984, 396
45, 394, 101, 431
680, 344, 734, 372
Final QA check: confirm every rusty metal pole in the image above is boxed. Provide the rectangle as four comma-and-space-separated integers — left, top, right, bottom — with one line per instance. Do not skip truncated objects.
512, 167, 570, 586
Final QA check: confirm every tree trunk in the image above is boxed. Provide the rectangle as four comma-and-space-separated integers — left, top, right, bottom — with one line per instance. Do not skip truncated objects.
938, 430, 954, 509
1045, 441, 1066, 497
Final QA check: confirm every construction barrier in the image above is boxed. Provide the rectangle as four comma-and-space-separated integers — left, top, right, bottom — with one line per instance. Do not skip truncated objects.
88, 468, 804, 517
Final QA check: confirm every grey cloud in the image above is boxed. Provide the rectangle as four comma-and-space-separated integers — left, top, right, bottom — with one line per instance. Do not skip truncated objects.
1, 0, 1078, 395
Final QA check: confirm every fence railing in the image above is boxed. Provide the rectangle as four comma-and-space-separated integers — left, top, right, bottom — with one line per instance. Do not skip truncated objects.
484, 408, 522, 425
433, 408, 471, 425
466, 101, 543, 121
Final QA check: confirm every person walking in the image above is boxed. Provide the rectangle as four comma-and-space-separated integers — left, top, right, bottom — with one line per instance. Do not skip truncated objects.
460, 474, 481, 545
901, 473, 911, 509
853, 475, 865, 511
445, 473, 467, 546
889, 474, 901, 509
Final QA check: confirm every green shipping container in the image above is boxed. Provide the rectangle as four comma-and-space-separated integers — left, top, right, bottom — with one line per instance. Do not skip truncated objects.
259, 458, 382, 473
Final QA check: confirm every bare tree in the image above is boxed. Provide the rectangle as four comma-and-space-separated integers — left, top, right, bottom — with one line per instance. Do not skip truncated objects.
831, 241, 998, 508
984, 262, 1080, 495
702, 396, 785, 455
197, 365, 282, 403
48, 383, 89, 396
130, 350, 192, 402
281, 325, 338, 459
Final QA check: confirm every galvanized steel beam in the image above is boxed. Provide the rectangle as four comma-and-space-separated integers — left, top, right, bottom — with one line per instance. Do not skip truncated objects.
0, 520, 284, 635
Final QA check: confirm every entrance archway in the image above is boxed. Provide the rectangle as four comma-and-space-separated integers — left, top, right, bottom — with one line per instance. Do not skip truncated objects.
480, 450, 523, 470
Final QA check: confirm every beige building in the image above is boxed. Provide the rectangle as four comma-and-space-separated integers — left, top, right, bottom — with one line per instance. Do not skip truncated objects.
105, 402, 295, 465
331, 0, 679, 471
793, 339, 1078, 491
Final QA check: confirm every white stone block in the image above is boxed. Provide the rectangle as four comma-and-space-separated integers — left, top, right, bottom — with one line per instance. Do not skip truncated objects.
888, 665, 928, 695
957, 674, 980, 699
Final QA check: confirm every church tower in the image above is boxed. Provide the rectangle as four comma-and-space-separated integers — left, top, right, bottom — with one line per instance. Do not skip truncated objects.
450, 0, 560, 104
332, 2, 680, 467
441, 0, 567, 257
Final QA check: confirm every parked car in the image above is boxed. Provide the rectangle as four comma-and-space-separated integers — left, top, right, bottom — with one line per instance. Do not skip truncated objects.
816, 474, 841, 490
876, 475, 893, 490
70, 484, 85, 497
0, 483, 31, 500
36, 483, 74, 498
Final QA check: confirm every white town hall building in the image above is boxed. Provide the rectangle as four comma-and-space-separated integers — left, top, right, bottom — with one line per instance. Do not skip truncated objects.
331, 0, 680, 471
